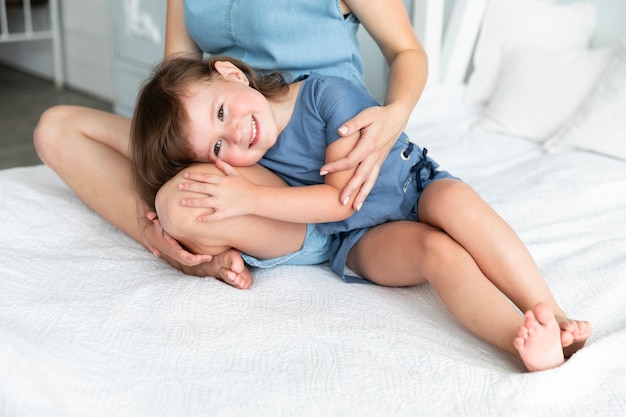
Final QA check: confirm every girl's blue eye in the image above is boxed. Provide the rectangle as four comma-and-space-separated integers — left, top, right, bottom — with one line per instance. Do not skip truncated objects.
218, 105, 224, 121
214, 140, 222, 157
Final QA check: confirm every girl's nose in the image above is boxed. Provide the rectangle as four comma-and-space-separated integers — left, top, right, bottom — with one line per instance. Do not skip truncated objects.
227, 120, 244, 144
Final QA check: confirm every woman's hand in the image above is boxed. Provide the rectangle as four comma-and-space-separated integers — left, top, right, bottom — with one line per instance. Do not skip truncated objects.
329, 0, 427, 209
178, 159, 257, 222
143, 210, 253, 288
320, 104, 406, 210
139, 203, 213, 266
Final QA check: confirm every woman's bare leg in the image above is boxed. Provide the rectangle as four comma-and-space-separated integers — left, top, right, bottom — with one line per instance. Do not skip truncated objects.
346, 221, 564, 371
416, 179, 590, 355
34, 106, 144, 242
34, 106, 217, 272
34, 107, 307, 280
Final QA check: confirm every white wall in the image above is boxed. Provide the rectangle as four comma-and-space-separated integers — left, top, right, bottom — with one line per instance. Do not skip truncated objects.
60, 0, 113, 100
357, 27, 386, 103
552, 0, 626, 47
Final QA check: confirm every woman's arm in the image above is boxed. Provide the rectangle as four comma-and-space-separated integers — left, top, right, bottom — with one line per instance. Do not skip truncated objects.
322, 0, 427, 209
350, 0, 426, 118
165, 0, 202, 58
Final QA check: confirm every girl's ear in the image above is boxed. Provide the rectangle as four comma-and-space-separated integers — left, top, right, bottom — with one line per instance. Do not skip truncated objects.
214, 61, 250, 85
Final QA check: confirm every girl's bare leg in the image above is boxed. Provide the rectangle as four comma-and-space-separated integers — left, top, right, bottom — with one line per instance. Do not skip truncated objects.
416, 179, 590, 356
346, 221, 564, 371
199, 249, 253, 289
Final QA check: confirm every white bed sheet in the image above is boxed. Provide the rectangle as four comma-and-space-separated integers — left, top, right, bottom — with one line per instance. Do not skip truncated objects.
1, 84, 625, 417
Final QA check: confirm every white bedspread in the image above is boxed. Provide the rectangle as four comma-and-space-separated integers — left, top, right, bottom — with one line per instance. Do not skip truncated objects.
1, 85, 625, 416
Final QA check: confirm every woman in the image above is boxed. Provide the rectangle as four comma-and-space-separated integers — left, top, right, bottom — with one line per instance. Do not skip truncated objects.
33, 0, 427, 277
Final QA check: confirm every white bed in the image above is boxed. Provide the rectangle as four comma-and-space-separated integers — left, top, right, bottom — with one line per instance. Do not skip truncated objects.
2, 0, 626, 415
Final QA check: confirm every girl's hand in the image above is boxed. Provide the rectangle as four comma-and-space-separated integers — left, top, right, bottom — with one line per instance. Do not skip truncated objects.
142, 210, 214, 265
179, 159, 256, 222
320, 104, 405, 210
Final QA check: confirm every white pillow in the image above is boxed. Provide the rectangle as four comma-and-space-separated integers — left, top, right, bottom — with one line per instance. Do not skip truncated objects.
465, 0, 596, 105
544, 40, 626, 160
472, 46, 613, 141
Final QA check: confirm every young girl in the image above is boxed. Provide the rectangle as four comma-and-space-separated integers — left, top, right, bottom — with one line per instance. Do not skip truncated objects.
130, 55, 591, 372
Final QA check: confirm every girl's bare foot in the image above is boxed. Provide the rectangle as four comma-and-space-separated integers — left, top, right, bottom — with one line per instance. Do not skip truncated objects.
212, 249, 252, 289
514, 302, 565, 372
557, 317, 592, 358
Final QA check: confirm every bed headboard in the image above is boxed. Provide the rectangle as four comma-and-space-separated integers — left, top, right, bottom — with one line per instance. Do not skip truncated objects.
413, 0, 626, 84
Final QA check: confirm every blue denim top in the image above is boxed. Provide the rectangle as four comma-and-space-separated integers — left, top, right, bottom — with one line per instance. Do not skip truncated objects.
183, 0, 367, 91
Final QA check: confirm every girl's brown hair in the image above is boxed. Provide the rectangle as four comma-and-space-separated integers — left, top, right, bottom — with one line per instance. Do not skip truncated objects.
130, 54, 289, 209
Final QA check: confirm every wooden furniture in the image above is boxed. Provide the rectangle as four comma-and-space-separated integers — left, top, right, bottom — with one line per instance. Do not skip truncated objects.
0, 0, 63, 88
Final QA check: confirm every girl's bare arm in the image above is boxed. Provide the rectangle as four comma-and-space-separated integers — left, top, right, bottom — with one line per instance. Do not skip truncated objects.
156, 164, 308, 260
179, 132, 361, 224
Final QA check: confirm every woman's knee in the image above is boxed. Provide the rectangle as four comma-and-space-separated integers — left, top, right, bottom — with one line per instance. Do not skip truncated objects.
33, 105, 79, 163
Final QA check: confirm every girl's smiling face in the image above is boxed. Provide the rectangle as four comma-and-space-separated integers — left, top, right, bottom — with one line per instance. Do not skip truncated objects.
184, 61, 278, 167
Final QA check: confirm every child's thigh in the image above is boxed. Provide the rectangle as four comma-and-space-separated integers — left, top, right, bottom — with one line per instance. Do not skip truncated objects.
418, 179, 490, 227
346, 220, 456, 287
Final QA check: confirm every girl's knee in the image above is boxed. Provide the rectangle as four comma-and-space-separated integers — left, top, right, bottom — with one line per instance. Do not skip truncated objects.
155, 174, 189, 240
420, 179, 479, 219
427, 179, 470, 200
154, 164, 221, 240
419, 227, 464, 266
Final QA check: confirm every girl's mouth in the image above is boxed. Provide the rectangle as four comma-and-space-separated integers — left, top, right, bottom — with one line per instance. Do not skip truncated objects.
249, 116, 258, 148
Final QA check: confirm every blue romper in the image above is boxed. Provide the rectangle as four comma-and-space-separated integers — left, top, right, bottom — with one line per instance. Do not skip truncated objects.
259, 74, 456, 282
183, 0, 367, 91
